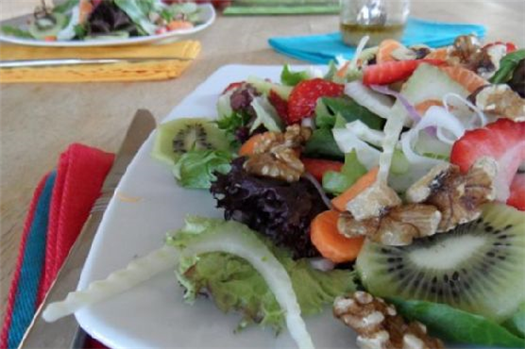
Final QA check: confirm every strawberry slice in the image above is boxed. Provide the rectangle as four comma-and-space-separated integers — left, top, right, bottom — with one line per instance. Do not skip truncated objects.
507, 174, 525, 210
450, 119, 525, 206
222, 81, 244, 94
302, 158, 344, 181
268, 89, 289, 122
363, 59, 445, 86
287, 79, 344, 124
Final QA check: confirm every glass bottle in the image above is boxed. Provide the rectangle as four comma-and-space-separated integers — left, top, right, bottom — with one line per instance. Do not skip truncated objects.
340, 0, 410, 47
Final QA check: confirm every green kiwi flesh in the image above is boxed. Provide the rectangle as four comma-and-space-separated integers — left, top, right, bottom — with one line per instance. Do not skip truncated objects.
152, 118, 230, 165
29, 13, 67, 39
356, 203, 525, 322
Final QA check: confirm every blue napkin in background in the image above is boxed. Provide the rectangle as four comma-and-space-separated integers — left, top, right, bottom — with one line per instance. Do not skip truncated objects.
268, 18, 486, 64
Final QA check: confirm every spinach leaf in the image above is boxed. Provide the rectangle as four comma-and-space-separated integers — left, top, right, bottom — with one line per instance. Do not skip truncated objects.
490, 49, 525, 84
314, 97, 385, 130
280, 64, 310, 86
322, 150, 367, 195
391, 298, 525, 348
1, 25, 33, 39
304, 128, 344, 160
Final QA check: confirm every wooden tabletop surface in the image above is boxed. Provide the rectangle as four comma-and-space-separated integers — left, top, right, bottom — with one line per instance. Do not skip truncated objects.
1, 0, 524, 318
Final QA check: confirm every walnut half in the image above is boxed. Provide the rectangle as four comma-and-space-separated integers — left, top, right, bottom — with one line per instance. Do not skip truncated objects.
243, 125, 311, 182
406, 158, 497, 232
338, 204, 441, 246
334, 292, 444, 349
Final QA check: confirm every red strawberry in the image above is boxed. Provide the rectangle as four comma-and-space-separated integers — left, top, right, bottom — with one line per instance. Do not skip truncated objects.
302, 158, 344, 181
268, 89, 289, 122
507, 174, 525, 210
363, 59, 445, 86
450, 119, 525, 207
222, 81, 244, 94
287, 79, 344, 124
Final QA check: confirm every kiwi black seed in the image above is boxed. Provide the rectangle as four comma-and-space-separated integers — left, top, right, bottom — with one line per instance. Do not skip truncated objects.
356, 203, 525, 322
152, 118, 230, 166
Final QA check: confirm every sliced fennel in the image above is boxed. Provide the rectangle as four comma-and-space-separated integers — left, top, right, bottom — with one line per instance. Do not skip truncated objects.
43, 245, 178, 322
169, 217, 314, 349
217, 89, 234, 119
246, 76, 293, 100
333, 127, 381, 170
344, 81, 394, 120
346, 120, 385, 147
250, 96, 284, 133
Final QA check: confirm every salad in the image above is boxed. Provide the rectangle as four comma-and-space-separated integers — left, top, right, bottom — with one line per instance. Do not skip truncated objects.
43, 35, 525, 349
1, 0, 203, 41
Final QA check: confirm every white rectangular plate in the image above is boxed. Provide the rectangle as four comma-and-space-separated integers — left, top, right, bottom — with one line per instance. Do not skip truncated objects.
75, 64, 357, 349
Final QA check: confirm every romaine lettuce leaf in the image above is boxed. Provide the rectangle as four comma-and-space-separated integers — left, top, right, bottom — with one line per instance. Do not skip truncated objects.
322, 150, 367, 196
391, 298, 525, 348
490, 49, 525, 84
315, 97, 385, 130
304, 128, 344, 160
169, 217, 356, 332
249, 96, 284, 133
172, 150, 232, 189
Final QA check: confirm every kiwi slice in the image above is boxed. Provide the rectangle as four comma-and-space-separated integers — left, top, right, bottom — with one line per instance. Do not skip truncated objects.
356, 203, 525, 322
152, 118, 230, 165
29, 12, 67, 40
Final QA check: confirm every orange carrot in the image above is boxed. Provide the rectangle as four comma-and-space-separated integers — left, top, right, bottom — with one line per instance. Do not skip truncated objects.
440, 66, 488, 93
79, 0, 94, 23
167, 20, 194, 31
238, 133, 266, 156
414, 99, 444, 116
336, 61, 350, 78
426, 47, 449, 61
331, 167, 378, 212
376, 39, 403, 64
310, 210, 365, 263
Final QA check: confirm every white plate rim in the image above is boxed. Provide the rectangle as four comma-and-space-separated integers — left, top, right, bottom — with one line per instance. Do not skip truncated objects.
0, 3, 215, 47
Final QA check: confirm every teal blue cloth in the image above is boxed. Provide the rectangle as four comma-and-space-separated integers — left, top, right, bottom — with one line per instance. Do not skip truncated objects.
268, 18, 486, 64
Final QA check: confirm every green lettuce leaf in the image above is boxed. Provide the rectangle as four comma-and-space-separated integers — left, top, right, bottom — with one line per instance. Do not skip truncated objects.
304, 128, 344, 160
490, 49, 525, 84
391, 298, 525, 348
322, 150, 367, 196
503, 303, 525, 339
280, 64, 310, 86
1, 25, 34, 39
168, 217, 356, 332
249, 96, 284, 133
323, 60, 338, 81
114, 0, 158, 35
172, 150, 232, 189
53, 0, 78, 14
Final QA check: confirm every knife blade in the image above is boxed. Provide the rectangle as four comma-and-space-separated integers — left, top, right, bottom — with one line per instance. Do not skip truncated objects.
18, 109, 156, 349
0, 57, 191, 69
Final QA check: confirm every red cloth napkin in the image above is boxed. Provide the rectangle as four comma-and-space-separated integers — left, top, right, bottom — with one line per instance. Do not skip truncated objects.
0, 143, 113, 349
38, 144, 114, 302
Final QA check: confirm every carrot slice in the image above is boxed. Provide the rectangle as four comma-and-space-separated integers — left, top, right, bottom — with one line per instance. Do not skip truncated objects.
310, 210, 365, 263
426, 47, 449, 60
167, 20, 194, 31
414, 99, 444, 116
376, 39, 403, 64
331, 167, 378, 212
79, 0, 94, 23
440, 66, 488, 93
336, 61, 350, 78
238, 133, 267, 156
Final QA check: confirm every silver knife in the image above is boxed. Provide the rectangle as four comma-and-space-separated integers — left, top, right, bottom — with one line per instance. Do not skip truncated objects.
18, 109, 156, 349
0, 57, 191, 68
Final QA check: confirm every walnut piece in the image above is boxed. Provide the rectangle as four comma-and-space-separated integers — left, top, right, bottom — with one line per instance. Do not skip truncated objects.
474, 84, 525, 122
406, 158, 497, 232
346, 182, 402, 221
338, 204, 441, 246
243, 125, 311, 182
334, 292, 444, 349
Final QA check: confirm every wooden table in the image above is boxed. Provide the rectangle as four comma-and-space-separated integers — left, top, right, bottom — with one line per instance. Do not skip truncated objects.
1, 0, 524, 317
